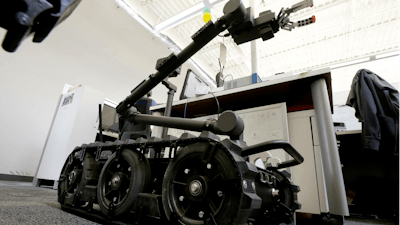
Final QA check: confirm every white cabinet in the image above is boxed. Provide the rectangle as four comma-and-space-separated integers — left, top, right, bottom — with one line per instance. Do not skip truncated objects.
288, 110, 329, 214
33, 85, 105, 187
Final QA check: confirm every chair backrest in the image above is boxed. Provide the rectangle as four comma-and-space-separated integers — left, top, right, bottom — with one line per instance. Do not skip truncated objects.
119, 98, 153, 141
373, 82, 399, 155
346, 69, 399, 155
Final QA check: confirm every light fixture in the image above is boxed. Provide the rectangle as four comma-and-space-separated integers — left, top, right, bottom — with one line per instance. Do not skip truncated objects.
330, 58, 370, 69
376, 51, 399, 59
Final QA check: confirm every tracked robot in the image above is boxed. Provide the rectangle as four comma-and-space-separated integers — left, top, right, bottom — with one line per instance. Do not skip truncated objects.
1, 0, 316, 224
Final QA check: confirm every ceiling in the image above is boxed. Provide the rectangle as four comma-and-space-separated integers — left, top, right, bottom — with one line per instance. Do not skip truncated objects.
121, 0, 399, 92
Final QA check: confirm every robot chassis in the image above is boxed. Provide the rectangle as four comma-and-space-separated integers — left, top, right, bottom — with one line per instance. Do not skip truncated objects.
62, 1, 314, 224
1, 0, 316, 224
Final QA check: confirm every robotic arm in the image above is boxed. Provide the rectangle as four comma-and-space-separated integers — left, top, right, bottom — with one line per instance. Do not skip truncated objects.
116, 0, 315, 115
226, 0, 315, 44
278, 0, 315, 31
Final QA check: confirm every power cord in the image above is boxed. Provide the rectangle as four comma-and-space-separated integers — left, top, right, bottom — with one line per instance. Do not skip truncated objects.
183, 91, 219, 129
209, 91, 220, 119
184, 97, 190, 119
218, 58, 225, 74
223, 74, 233, 82
183, 97, 190, 133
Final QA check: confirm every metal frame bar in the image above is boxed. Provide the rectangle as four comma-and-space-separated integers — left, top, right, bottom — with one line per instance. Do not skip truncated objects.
310, 78, 349, 215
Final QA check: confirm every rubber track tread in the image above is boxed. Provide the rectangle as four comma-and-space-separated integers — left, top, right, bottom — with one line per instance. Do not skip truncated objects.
69, 136, 244, 224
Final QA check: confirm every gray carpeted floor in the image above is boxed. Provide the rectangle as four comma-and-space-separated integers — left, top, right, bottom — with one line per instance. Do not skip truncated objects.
345, 218, 396, 225
0, 181, 396, 225
0, 181, 97, 225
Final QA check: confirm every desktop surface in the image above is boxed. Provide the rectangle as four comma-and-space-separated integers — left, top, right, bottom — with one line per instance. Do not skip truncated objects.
151, 68, 333, 118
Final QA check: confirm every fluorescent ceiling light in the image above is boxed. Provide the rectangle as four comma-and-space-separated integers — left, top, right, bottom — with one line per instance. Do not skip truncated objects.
376, 51, 400, 59
331, 58, 370, 69
154, 0, 227, 33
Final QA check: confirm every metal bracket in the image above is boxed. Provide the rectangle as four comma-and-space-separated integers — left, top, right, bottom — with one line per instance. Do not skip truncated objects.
79, 148, 86, 161
108, 201, 114, 218
68, 154, 73, 165
202, 142, 217, 164
259, 172, 275, 186
95, 147, 102, 161
154, 147, 162, 159
87, 197, 94, 212
276, 201, 294, 216
139, 144, 146, 162
72, 193, 78, 207
169, 143, 177, 158
115, 146, 122, 162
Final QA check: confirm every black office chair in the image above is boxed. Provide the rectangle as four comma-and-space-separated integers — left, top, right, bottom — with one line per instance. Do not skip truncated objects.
119, 97, 153, 141
347, 69, 399, 155
344, 69, 399, 221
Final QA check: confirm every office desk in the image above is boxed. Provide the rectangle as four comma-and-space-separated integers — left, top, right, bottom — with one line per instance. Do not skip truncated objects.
151, 68, 349, 216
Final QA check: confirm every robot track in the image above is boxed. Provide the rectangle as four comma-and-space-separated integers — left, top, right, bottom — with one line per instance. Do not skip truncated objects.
58, 131, 301, 225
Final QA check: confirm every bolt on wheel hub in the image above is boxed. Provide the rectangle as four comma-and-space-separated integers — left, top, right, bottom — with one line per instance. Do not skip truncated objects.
110, 172, 125, 191
189, 180, 202, 196
69, 171, 76, 182
112, 175, 121, 187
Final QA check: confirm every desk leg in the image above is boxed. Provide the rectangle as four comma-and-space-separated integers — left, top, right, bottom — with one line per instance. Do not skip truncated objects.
311, 78, 349, 216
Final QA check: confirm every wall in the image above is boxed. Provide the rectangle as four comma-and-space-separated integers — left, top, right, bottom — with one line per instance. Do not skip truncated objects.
333, 82, 399, 106
0, 0, 196, 177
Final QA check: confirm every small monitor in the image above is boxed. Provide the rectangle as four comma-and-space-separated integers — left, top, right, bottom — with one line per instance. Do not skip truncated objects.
180, 69, 209, 100
101, 104, 119, 132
